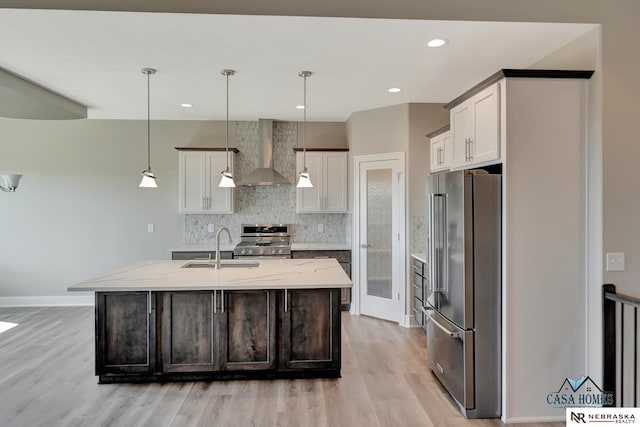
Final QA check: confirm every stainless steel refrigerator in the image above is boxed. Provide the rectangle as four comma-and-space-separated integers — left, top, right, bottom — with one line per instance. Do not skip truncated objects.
423, 168, 501, 418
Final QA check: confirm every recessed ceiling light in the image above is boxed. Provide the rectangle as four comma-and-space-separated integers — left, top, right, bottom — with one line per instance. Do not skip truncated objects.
388, 88, 401, 93
181, 103, 193, 108
296, 105, 305, 109
426, 38, 448, 48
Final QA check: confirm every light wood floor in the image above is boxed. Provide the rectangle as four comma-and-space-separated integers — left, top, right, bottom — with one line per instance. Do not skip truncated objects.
0, 307, 562, 427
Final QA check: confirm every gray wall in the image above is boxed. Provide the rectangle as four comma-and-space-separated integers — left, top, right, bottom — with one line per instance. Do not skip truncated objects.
0, 118, 347, 300
408, 103, 450, 254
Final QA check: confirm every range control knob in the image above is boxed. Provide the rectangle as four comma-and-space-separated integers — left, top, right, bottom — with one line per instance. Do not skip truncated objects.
278, 249, 283, 254
271, 249, 277, 254
240, 249, 246, 255
247, 249, 253, 255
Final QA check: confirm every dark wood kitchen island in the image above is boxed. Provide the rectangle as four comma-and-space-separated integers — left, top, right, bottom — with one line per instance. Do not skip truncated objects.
68, 259, 351, 383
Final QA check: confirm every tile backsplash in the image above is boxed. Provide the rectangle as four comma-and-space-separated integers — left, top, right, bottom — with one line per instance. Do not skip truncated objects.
411, 215, 426, 254
183, 121, 349, 245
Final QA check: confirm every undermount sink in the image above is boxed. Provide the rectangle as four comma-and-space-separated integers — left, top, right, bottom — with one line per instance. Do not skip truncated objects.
181, 260, 261, 269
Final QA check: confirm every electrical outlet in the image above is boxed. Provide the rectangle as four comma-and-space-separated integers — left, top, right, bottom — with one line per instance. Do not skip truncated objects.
606, 252, 625, 272
317, 224, 324, 233
147, 224, 154, 233
207, 224, 215, 233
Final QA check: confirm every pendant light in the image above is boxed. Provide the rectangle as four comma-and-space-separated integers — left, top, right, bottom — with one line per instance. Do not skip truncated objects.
0, 174, 22, 192
296, 70, 313, 188
139, 68, 158, 188
218, 69, 236, 188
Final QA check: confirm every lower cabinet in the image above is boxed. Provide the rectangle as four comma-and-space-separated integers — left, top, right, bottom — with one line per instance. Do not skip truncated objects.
411, 256, 427, 331
95, 288, 340, 382
161, 291, 217, 372
96, 291, 156, 375
219, 290, 277, 371
171, 251, 233, 260
280, 289, 341, 371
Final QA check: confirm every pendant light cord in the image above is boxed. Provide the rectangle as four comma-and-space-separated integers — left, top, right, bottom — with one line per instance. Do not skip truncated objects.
146, 70, 151, 171
303, 73, 307, 168
226, 71, 230, 170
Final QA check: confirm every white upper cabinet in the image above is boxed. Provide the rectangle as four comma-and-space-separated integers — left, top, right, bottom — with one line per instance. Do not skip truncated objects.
178, 150, 234, 214
429, 129, 452, 173
296, 151, 348, 213
450, 82, 500, 169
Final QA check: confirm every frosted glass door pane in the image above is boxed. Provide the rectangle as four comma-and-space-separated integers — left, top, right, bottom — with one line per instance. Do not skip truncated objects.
366, 168, 392, 299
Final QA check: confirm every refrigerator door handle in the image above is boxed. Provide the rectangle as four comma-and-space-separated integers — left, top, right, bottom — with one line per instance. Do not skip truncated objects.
421, 306, 460, 338
429, 194, 440, 293
428, 194, 435, 294
432, 193, 447, 293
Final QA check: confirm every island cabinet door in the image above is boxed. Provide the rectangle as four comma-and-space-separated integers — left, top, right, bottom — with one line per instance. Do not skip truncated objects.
280, 289, 341, 371
161, 291, 218, 373
96, 292, 156, 375
218, 290, 277, 371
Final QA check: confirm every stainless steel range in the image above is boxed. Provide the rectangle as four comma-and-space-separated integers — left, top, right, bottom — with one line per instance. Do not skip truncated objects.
233, 224, 292, 259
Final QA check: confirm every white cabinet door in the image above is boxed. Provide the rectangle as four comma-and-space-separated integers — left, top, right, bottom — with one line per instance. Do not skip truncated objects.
430, 130, 451, 173
450, 103, 473, 169
324, 152, 348, 212
178, 151, 234, 214
449, 82, 501, 169
205, 152, 234, 214
471, 83, 500, 165
430, 133, 444, 172
296, 151, 348, 213
179, 152, 206, 213
296, 152, 323, 212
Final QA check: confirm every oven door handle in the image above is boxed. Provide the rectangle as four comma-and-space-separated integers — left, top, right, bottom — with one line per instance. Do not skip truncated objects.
421, 306, 460, 338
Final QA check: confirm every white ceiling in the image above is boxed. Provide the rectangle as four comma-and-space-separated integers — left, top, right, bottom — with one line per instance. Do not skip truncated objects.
0, 9, 596, 121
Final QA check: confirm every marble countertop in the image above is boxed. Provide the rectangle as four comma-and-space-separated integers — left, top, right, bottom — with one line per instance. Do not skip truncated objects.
68, 258, 352, 292
411, 253, 427, 264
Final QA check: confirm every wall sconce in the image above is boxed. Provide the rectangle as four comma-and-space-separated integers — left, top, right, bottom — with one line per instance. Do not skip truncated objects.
0, 174, 22, 192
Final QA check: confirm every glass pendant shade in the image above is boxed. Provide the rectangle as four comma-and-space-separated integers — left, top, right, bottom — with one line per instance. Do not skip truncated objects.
219, 168, 236, 188
0, 174, 22, 192
139, 169, 157, 188
296, 168, 313, 188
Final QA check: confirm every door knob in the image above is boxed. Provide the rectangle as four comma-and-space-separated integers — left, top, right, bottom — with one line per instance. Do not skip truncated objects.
360, 244, 370, 249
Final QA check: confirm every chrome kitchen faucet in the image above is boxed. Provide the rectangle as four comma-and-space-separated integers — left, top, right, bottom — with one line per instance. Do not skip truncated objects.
215, 227, 232, 269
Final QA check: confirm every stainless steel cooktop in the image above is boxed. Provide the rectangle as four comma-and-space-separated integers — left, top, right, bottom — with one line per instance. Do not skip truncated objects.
233, 224, 291, 258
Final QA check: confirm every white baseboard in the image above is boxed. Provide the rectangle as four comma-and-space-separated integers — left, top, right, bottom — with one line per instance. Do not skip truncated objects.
400, 314, 413, 328
503, 415, 564, 424
0, 295, 94, 307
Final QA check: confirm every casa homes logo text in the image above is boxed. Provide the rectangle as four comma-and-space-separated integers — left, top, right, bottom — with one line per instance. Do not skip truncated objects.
566, 408, 639, 424
547, 375, 614, 407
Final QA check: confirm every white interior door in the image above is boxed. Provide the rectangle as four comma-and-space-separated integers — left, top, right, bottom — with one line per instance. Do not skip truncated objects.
355, 154, 405, 322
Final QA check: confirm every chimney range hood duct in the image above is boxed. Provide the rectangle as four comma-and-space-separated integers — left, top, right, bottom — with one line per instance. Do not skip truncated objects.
238, 119, 290, 186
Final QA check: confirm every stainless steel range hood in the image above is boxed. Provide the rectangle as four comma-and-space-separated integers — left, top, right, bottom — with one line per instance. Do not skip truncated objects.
238, 119, 290, 186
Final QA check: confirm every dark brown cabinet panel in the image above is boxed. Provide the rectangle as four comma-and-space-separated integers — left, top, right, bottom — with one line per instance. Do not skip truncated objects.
280, 289, 340, 372
291, 250, 351, 263
219, 290, 276, 371
171, 251, 233, 260
161, 291, 217, 373
95, 288, 341, 382
96, 292, 155, 375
